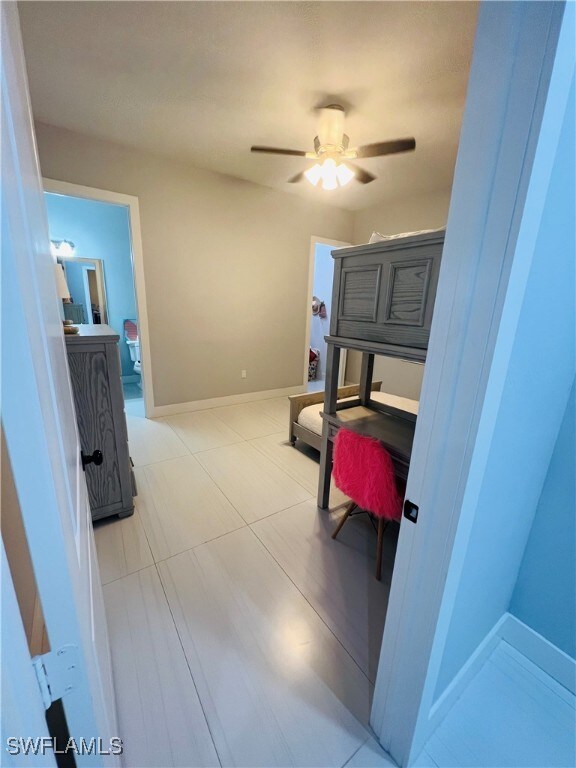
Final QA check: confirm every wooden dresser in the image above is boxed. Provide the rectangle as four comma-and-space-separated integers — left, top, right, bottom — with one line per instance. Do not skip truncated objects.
65, 325, 135, 520
318, 230, 444, 508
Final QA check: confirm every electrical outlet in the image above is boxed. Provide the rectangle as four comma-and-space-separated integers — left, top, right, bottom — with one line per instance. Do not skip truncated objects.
241, 370, 247, 379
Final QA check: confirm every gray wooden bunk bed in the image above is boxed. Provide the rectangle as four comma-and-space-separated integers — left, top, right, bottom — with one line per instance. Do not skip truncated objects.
314, 229, 445, 509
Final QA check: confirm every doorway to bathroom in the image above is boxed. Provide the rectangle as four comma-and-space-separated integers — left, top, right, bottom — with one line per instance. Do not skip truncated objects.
304, 237, 350, 392
44, 179, 151, 418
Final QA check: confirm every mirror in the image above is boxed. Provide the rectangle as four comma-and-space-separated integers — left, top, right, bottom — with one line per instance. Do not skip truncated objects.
59, 257, 108, 326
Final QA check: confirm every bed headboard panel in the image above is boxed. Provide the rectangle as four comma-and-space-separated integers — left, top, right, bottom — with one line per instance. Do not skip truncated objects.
329, 230, 445, 361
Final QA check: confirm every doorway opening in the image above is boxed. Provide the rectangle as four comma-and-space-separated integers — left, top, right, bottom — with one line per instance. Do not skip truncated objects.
304, 237, 350, 392
44, 180, 151, 418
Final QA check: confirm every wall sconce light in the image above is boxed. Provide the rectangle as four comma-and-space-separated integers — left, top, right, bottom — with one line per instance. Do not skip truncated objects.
50, 239, 76, 257
54, 263, 70, 301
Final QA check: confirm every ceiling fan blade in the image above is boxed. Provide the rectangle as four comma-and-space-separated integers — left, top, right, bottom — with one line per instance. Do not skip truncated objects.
348, 163, 376, 184
251, 145, 308, 157
287, 172, 305, 184
354, 138, 416, 159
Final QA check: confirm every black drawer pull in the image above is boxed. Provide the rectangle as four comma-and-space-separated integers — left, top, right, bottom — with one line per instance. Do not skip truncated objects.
81, 450, 103, 471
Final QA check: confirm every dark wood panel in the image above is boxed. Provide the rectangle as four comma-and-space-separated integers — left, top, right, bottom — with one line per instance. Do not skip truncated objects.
67, 350, 122, 509
337, 319, 431, 348
325, 335, 427, 362
339, 266, 381, 321
385, 260, 431, 325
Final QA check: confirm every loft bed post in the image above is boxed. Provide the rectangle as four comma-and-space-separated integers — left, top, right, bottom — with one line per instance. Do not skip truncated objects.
318, 343, 341, 508
359, 352, 375, 405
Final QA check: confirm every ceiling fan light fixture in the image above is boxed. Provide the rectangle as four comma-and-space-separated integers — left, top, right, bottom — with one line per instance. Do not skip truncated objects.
304, 163, 323, 187
304, 158, 354, 190
251, 107, 415, 189
320, 158, 338, 190
318, 105, 345, 147
335, 162, 355, 187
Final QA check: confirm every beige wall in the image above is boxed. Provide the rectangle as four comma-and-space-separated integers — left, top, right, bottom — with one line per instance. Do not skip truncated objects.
345, 354, 426, 401
346, 188, 452, 397
35, 123, 354, 407
352, 188, 452, 246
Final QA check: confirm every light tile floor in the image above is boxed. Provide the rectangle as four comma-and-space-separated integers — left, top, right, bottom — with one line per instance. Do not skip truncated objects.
94, 397, 399, 768
423, 641, 576, 768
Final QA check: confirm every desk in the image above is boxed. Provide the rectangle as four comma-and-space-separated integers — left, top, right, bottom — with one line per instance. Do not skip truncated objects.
317, 344, 416, 507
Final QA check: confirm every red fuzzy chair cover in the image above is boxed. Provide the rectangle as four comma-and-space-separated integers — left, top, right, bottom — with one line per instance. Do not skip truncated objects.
332, 429, 402, 521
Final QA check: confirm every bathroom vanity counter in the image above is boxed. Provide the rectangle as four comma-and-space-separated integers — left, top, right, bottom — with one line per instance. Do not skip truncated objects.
64, 323, 120, 341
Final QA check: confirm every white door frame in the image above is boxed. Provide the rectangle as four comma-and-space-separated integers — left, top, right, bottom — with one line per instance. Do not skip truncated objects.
81, 263, 95, 325
370, 2, 572, 765
1, 541, 57, 767
43, 178, 154, 418
304, 236, 350, 388
2, 3, 118, 761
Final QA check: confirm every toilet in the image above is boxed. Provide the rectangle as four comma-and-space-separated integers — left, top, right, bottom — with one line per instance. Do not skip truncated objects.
124, 319, 141, 384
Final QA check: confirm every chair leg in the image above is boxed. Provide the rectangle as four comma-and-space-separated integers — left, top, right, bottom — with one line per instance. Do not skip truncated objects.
332, 501, 357, 540
375, 517, 385, 581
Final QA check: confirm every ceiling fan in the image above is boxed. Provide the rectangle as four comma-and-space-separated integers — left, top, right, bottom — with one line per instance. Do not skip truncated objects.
251, 104, 416, 190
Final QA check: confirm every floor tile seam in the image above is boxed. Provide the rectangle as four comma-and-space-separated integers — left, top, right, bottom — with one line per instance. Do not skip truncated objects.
247, 437, 318, 497
152, 560, 224, 768
182, 435, 252, 458
341, 736, 371, 768
247, 438, 353, 510
496, 641, 576, 703
131, 449, 202, 470
145, 523, 251, 568
191, 439, 314, 521
249, 520, 373, 689
208, 402, 288, 440
154, 415, 195, 446
128, 415, 192, 455
207, 406, 274, 439
164, 415, 246, 446
131, 464, 250, 562
190, 448, 260, 525
237, 441, 319, 497
100, 560, 159, 588
110, 568, 171, 764
239, 496, 315, 526
485, 655, 576, 715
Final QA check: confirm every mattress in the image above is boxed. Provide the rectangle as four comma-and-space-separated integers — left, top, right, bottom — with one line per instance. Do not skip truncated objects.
297, 391, 419, 436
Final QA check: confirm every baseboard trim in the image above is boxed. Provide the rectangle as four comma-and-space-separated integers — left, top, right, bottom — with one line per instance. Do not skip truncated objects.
150, 384, 306, 418
427, 614, 507, 733
428, 612, 575, 733
500, 613, 576, 694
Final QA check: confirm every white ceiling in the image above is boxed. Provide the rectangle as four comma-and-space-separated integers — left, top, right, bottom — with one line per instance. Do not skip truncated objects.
19, 1, 478, 211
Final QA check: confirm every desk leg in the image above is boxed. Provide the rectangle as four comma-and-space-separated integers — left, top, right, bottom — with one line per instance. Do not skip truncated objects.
318, 425, 333, 509
359, 352, 375, 405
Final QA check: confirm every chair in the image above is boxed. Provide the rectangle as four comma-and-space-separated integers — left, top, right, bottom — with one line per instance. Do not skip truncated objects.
331, 429, 402, 580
